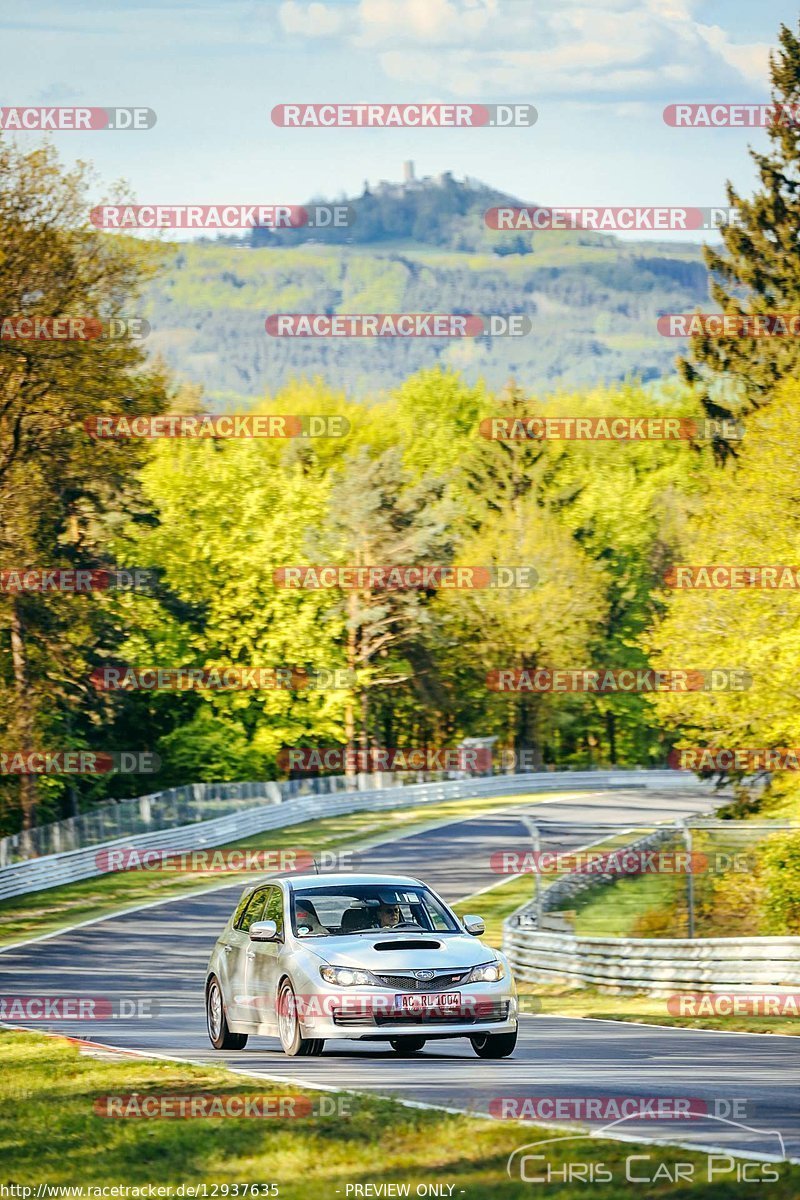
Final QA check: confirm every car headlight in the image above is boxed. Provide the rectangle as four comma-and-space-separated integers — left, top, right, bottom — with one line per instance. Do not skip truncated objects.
320, 965, 374, 987
466, 961, 505, 983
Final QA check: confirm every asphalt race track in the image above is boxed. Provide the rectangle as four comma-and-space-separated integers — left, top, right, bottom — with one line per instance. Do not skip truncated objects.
2, 787, 798, 1162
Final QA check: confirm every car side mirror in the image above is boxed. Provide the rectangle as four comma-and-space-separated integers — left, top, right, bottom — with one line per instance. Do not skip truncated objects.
249, 920, 279, 942
463, 914, 485, 936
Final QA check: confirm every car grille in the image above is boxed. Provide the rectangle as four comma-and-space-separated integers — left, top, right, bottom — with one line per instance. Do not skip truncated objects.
363, 1001, 508, 1028
373, 970, 471, 991
376, 1000, 508, 1026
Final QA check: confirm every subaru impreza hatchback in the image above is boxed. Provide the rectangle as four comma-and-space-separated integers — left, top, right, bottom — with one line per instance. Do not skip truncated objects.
206, 872, 518, 1057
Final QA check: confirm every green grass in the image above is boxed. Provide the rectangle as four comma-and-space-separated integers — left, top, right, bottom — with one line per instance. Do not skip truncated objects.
523, 987, 800, 1035
1, 1030, 796, 1197
562, 813, 800, 941
453, 873, 536, 947
571, 870, 685, 937
0, 790, 549, 948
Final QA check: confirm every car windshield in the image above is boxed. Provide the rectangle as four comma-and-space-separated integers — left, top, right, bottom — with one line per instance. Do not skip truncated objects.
290, 883, 460, 937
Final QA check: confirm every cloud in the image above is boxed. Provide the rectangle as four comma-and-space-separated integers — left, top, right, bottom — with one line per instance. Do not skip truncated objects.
696, 22, 772, 88
277, 0, 774, 99
278, 1, 355, 37
36, 81, 84, 103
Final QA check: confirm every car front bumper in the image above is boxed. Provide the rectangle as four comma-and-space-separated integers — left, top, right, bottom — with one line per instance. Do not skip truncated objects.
296, 983, 518, 1039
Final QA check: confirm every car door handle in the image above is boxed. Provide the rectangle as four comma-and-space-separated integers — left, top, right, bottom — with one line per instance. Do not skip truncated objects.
222, 944, 234, 954
246, 949, 255, 959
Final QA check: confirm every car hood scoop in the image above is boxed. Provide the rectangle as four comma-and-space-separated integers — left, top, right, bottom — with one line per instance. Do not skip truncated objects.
372, 939, 442, 951
312, 932, 488, 970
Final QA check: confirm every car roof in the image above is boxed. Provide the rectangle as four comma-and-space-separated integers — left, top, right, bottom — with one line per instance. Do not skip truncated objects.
244, 871, 424, 893
288, 872, 424, 889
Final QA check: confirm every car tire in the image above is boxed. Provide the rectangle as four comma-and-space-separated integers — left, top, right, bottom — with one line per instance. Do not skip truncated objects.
470, 1027, 517, 1058
206, 975, 248, 1050
389, 1037, 426, 1054
277, 979, 324, 1057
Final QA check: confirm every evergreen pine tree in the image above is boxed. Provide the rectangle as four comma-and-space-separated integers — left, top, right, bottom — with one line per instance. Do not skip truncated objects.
679, 22, 800, 453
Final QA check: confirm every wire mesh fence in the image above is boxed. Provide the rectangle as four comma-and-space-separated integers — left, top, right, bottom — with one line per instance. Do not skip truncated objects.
0, 773, 374, 866
512, 817, 800, 939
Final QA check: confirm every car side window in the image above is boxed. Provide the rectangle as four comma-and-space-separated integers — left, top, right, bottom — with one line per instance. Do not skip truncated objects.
237, 890, 267, 933
232, 890, 252, 929
426, 906, 451, 931
263, 886, 284, 938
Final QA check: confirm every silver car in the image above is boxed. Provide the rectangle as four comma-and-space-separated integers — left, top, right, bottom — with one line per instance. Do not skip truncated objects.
205, 872, 518, 1058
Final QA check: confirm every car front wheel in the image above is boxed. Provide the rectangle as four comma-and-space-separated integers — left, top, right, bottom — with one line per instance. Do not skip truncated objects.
277, 979, 324, 1057
206, 976, 248, 1050
470, 1027, 517, 1058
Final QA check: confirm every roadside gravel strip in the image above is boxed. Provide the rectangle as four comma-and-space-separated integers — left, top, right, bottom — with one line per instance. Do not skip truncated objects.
2, 787, 798, 1162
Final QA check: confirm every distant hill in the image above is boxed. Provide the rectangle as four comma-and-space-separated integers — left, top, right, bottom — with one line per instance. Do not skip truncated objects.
251, 165, 529, 254
144, 169, 711, 402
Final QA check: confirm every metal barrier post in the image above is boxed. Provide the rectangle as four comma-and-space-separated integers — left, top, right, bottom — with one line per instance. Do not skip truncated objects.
522, 817, 543, 927
682, 819, 695, 938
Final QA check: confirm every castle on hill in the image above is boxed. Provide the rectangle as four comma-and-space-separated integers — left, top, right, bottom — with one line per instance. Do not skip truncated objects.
362, 161, 484, 198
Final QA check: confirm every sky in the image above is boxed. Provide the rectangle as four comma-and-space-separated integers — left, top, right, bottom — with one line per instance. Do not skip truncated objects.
1, 0, 797, 242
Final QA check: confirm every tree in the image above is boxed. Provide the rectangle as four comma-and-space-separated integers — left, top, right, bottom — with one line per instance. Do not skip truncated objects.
321, 446, 453, 769
550, 381, 707, 765
646, 378, 800, 814
0, 140, 170, 838
679, 22, 800, 452
120, 391, 353, 776
437, 506, 608, 767
432, 383, 607, 765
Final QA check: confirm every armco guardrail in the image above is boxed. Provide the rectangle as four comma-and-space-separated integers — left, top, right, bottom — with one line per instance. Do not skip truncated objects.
0, 773, 378, 865
503, 925, 800, 993
503, 804, 800, 993
0, 769, 707, 902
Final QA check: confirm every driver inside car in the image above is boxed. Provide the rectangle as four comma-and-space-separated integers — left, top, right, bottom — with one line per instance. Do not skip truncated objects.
376, 901, 402, 928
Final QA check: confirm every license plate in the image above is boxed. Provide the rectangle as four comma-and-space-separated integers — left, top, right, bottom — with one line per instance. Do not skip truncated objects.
395, 991, 461, 1011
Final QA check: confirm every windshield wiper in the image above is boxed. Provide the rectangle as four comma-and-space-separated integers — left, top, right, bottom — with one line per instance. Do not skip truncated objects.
352, 927, 436, 936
